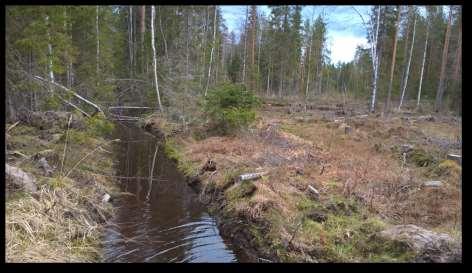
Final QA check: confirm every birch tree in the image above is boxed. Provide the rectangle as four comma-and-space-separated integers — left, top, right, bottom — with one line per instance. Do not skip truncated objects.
129, 6, 133, 77
139, 6, 145, 73
398, 12, 417, 110
354, 6, 381, 112
242, 6, 248, 85
434, 6, 453, 112
96, 6, 100, 77
151, 6, 162, 111
416, 13, 430, 109
371, 6, 381, 113
45, 15, 55, 92
204, 6, 217, 96
384, 6, 401, 115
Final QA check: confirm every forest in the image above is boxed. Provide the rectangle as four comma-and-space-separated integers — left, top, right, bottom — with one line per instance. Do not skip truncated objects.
5, 5, 462, 263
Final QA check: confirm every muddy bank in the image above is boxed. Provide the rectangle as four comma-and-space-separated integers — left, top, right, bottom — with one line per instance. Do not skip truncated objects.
142, 117, 275, 263
102, 122, 247, 262
141, 107, 461, 263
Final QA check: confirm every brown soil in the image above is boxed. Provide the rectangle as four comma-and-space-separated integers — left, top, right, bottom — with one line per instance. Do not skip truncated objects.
143, 99, 462, 262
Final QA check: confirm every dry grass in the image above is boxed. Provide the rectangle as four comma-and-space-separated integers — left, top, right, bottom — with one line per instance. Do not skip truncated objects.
166, 100, 461, 261
6, 180, 113, 262
6, 122, 117, 262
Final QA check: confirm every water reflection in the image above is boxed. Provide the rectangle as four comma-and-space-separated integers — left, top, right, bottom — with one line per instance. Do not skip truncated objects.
102, 122, 238, 263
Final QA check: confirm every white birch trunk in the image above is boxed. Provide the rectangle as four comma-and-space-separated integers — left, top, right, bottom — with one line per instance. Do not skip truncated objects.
204, 6, 217, 97
185, 9, 190, 92
416, 22, 429, 108
305, 35, 312, 99
242, 6, 248, 84
370, 6, 381, 113
33, 75, 103, 114
45, 16, 55, 92
158, 6, 169, 62
201, 7, 209, 86
257, 16, 262, 86
96, 6, 100, 76
318, 64, 323, 94
151, 6, 163, 111
63, 8, 72, 89
398, 15, 417, 110
266, 57, 271, 96
129, 6, 133, 76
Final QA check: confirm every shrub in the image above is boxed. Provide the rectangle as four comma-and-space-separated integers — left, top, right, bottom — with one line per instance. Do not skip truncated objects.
85, 112, 115, 137
203, 83, 260, 135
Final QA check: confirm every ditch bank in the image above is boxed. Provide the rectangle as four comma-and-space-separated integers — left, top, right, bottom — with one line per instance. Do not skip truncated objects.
141, 113, 461, 263
5, 111, 118, 262
142, 116, 277, 263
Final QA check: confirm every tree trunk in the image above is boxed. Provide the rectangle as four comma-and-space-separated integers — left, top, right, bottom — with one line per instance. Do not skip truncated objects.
279, 66, 283, 97
266, 57, 271, 97
140, 6, 146, 73
257, 17, 262, 91
201, 7, 209, 86
129, 6, 134, 77
370, 6, 381, 113
151, 6, 163, 111
64, 7, 71, 89
384, 6, 401, 115
305, 36, 312, 100
318, 64, 323, 94
185, 8, 190, 93
96, 6, 100, 77
250, 6, 257, 90
416, 19, 429, 109
435, 7, 453, 112
158, 6, 169, 62
7, 93, 16, 122
204, 6, 217, 97
33, 76, 103, 114
452, 18, 461, 83
45, 15, 55, 93
399, 7, 413, 97
398, 13, 416, 111
242, 6, 248, 85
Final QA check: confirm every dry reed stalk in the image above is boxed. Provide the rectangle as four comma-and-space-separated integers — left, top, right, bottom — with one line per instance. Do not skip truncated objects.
60, 114, 73, 176
64, 139, 120, 179
146, 142, 159, 201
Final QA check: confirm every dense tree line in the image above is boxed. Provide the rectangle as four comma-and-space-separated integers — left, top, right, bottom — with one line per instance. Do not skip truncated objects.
6, 5, 462, 124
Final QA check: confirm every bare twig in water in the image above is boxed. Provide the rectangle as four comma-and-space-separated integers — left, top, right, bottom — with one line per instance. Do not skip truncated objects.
199, 170, 217, 203
146, 142, 159, 201
89, 173, 168, 182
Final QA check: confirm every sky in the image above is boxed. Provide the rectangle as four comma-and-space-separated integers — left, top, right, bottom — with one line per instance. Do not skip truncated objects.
220, 5, 372, 64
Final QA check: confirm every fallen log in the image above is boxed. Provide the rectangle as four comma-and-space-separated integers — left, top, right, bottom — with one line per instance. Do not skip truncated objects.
447, 154, 461, 165
307, 185, 320, 200
108, 106, 153, 110
7, 121, 20, 133
238, 171, 268, 182
423, 181, 443, 188
33, 75, 103, 115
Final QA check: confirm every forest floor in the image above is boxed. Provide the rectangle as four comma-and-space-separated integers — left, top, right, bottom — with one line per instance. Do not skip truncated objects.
145, 97, 462, 262
5, 112, 119, 262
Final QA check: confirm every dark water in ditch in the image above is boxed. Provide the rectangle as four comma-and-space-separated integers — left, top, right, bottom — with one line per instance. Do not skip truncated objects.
102, 122, 243, 263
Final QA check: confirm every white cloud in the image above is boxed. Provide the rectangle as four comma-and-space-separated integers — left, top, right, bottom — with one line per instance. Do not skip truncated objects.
221, 5, 370, 64
327, 33, 368, 64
